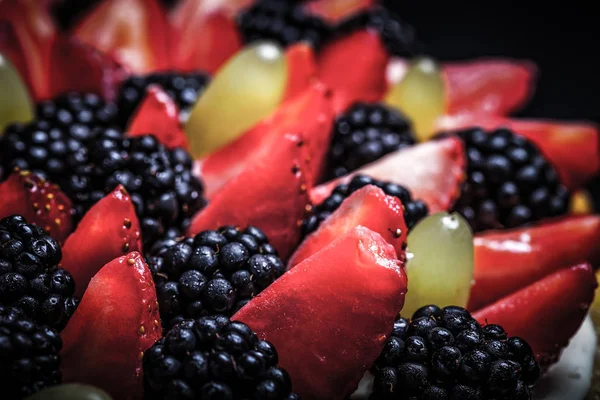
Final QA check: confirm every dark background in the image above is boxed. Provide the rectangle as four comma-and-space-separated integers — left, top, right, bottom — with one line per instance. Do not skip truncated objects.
383, 1, 600, 124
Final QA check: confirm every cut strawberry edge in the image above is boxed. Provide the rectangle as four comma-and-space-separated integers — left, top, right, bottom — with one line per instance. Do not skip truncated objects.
0, 170, 73, 243
311, 137, 466, 213
304, 0, 376, 23
288, 185, 407, 269
61, 185, 143, 298
437, 114, 600, 190
283, 43, 318, 101
443, 59, 537, 116
189, 133, 311, 260
199, 84, 333, 198
473, 263, 597, 366
468, 215, 600, 311
126, 85, 189, 150
318, 30, 389, 114
61, 251, 162, 400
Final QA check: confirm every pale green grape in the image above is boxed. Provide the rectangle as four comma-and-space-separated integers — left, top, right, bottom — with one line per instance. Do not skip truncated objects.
402, 212, 474, 317
186, 41, 287, 157
0, 53, 34, 134
25, 384, 112, 400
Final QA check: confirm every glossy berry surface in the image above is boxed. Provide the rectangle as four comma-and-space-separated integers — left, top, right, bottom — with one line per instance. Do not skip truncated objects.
148, 226, 285, 329
0, 215, 77, 331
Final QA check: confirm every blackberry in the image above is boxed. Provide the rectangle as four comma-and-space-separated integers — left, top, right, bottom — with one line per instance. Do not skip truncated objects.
36, 92, 119, 129
237, 0, 331, 49
327, 102, 416, 179
370, 305, 540, 400
301, 175, 428, 237
116, 71, 210, 125
147, 226, 285, 329
0, 306, 63, 399
335, 6, 419, 57
64, 131, 206, 250
143, 315, 300, 400
448, 127, 570, 232
0, 215, 78, 331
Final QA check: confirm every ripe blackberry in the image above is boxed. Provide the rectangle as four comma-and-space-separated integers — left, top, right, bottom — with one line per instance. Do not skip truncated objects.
143, 315, 300, 400
448, 127, 570, 232
327, 102, 416, 179
36, 92, 119, 129
116, 71, 210, 125
0, 306, 63, 399
335, 6, 420, 57
302, 175, 428, 237
63, 131, 206, 250
147, 225, 285, 329
0, 215, 78, 331
370, 305, 540, 400
237, 0, 331, 49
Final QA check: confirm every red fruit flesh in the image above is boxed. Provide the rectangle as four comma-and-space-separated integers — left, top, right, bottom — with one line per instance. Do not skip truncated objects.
443, 59, 536, 116
234, 226, 407, 400
48, 36, 127, 102
199, 84, 333, 197
61, 252, 162, 400
0, 171, 73, 243
437, 115, 600, 190
283, 43, 318, 101
171, 9, 242, 73
73, 0, 172, 73
189, 133, 311, 260
473, 263, 597, 366
318, 30, 389, 114
468, 215, 600, 311
61, 186, 143, 298
305, 0, 376, 23
126, 85, 188, 150
288, 185, 407, 269
311, 137, 466, 212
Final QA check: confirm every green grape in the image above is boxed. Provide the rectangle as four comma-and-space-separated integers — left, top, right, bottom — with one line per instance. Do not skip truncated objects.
186, 41, 287, 157
402, 212, 474, 317
0, 53, 34, 134
384, 57, 445, 142
24, 384, 113, 400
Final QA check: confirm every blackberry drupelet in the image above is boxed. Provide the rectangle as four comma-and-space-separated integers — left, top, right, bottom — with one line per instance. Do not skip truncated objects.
36, 92, 119, 129
327, 102, 416, 179
237, 0, 331, 49
143, 315, 300, 400
147, 225, 285, 329
0, 306, 63, 399
449, 127, 570, 232
66, 131, 206, 250
0, 215, 78, 331
302, 175, 428, 237
116, 71, 210, 125
335, 6, 419, 57
370, 305, 540, 400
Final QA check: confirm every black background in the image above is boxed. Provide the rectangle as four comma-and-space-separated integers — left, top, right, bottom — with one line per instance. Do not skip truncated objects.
383, 1, 600, 124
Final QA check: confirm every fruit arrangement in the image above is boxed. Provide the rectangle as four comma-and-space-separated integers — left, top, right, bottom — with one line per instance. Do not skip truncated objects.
0, 0, 599, 399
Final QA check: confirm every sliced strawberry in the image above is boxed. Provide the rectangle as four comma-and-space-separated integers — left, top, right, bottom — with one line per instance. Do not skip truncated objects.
473, 263, 597, 366
48, 35, 127, 102
199, 84, 333, 197
190, 133, 311, 260
288, 185, 407, 268
234, 225, 407, 400
283, 43, 318, 101
468, 215, 600, 311
61, 252, 162, 400
318, 30, 389, 114
305, 0, 375, 23
311, 137, 466, 212
73, 0, 171, 73
126, 85, 188, 149
437, 115, 600, 190
0, 170, 73, 243
171, 7, 242, 73
443, 59, 536, 116
61, 186, 143, 298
